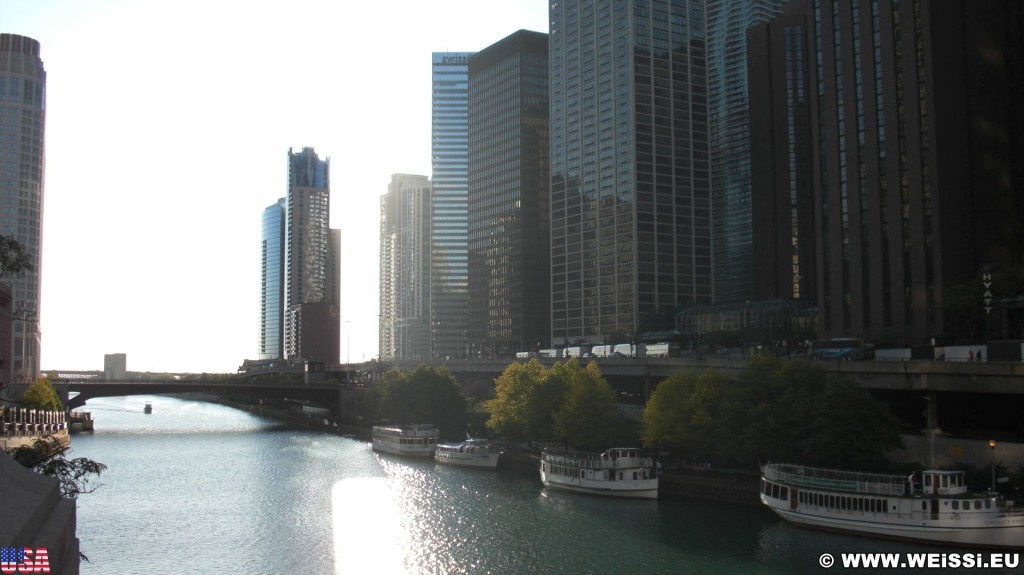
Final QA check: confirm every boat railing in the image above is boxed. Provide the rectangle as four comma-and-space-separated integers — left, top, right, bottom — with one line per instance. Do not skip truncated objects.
764, 463, 907, 496
542, 451, 652, 470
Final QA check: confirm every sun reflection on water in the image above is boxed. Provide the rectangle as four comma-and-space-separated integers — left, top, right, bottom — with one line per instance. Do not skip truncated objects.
333, 477, 406, 575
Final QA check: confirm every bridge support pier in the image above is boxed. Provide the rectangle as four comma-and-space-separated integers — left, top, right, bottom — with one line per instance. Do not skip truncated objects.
923, 392, 940, 468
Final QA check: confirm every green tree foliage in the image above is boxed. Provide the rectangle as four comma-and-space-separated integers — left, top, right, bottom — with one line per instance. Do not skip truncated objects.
0, 234, 32, 279
486, 359, 632, 449
373, 365, 468, 441
552, 361, 622, 450
485, 360, 546, 440
642, 357, 903, 470
22, 377, 61, 411
523, 365, 570, 441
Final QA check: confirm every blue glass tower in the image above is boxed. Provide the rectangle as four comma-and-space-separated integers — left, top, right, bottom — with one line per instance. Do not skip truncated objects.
707, 0, 791, 304
260, 198, 285, 359
431, 52, 473, 359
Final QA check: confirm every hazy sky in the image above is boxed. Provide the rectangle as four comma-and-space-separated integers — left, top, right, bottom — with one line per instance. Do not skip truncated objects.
2, 0, 549, 373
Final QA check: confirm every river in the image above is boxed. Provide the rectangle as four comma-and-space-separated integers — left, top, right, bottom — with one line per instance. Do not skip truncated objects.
65, 395, 1016, 574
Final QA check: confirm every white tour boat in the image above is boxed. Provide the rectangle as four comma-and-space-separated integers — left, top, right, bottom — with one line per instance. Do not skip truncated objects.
434, 438, 503, 469
371, 424, 439, 457
761, 463, 1024, 548
540, 447, 658, 499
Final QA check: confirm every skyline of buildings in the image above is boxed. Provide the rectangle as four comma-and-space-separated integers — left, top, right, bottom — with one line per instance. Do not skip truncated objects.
0, 33, 45, 382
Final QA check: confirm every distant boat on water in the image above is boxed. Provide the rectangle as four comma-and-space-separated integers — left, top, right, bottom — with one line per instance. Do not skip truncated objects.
144, 402, 153, 414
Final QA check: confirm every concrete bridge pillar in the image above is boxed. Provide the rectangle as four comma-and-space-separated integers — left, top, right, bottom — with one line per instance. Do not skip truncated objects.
923, 392, 940, 468
53, 383, 70, 412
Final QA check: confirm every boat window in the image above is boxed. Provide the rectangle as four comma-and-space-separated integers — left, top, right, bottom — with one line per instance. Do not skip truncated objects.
941, 475, 948, 488
829, 495, 835, 508
921, 501, 927, 511
925, 475, 932, 487
974, 501, 982, 510
952, 501, 959, 510
986, 500, 992, 509
780, 487, 788, 501
962, 501, 970, 509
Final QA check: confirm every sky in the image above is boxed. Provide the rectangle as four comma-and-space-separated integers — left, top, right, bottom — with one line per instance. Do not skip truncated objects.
1, 0, 549, 374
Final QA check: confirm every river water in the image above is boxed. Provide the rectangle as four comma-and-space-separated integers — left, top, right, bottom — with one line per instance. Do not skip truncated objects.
66, 396, 1015, 574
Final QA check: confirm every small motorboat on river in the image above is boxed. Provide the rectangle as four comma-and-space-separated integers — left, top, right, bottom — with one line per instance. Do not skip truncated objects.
143, 402, 153, 414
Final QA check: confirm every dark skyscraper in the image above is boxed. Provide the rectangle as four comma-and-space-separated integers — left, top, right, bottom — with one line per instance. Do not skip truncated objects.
549, 0, 712, 346
467, 30, 550, 356
0, 34, 45, 382
750, 0, 1024, 344
284, 147, 340, 364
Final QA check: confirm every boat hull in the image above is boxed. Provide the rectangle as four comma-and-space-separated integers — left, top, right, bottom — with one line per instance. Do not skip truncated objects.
763, 496, 1024, 548
541, 472, 658, 499
372, 442, 435, 457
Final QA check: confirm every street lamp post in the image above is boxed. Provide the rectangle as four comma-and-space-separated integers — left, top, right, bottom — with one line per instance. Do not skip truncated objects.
346, 320, 351, 366
989, 439, 996, 492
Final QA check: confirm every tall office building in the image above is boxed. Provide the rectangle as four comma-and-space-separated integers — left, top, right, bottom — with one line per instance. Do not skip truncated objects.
380, 174, 432, 361
750, 0, 1024, 344
431, 52, 474, 359
707, 0, 790, 304
284, 147, 340, 364
549, 0, 712, 346
260, 198, 285, 360
0, 34, 45, 382
468, 30, 550, 357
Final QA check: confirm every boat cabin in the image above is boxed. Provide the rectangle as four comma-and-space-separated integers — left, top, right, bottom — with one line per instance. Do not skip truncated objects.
920, 470, 969, 496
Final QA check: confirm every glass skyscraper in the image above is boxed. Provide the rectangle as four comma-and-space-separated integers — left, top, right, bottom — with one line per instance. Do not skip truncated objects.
260, 198, 285, 360
549, 0, 712, 346
431, 52, 473, 359
707, 0, 790, 304
0, 34, 45, 382
467, 30, 550, 357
